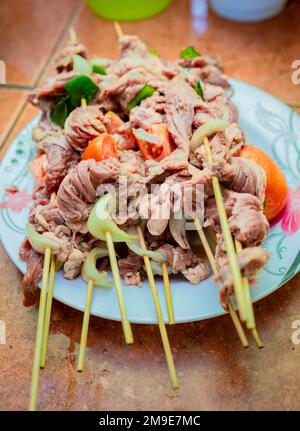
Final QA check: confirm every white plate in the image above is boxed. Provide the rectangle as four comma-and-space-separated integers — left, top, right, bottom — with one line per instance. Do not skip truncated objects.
0, 79, 299, 323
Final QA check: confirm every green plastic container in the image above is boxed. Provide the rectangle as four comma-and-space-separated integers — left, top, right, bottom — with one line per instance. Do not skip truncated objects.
87, 0, 173, 21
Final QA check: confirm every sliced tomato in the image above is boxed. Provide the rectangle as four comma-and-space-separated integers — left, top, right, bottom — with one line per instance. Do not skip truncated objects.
136, 123, 172, 162
103, 111, 125, 133
82, 134, 118, 162
135, 137, 154, 160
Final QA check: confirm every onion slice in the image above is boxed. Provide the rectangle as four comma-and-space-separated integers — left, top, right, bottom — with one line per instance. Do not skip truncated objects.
87, 194, 137, 243
126, 226, 167, 263
26, 224, 61, 255
81, 248, 113, 288
190, 119, 229, 151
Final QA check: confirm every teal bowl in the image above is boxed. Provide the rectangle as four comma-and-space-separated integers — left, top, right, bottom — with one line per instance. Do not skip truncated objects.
87, 0, 173, 21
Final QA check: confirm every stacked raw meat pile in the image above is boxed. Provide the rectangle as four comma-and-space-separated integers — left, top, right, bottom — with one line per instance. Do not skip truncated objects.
20, 35, 269, 308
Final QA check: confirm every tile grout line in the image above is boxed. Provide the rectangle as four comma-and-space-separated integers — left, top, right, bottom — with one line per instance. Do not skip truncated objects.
0, 84, 34, 91
0, 0, 84, 159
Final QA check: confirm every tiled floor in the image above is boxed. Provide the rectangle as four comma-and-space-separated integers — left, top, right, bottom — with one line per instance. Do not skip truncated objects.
0, 0, 300, 411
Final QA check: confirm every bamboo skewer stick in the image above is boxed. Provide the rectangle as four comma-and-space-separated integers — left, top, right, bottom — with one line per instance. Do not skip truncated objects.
199, 136, 263, 348
136, 225, 178, 388
234, 240, 255, 329
193, 217, 218, 275
74, 89, 133, 370
84, 96, 133, 346
227, 300, 249, 347
77, 279, 94, 371
235, 240, 263, 348
69, 27, 77, 45
74, 35, 132, 347
106, 231, 134, 344
113, 20, 175, 325
193, 217, 249, 347
40, 255, 56, 368
29, 246, 51, 411
162, 262, 175, 324
40, 192, 57, 368
203, 136, 247, 322
207, 226, 217, 249
250, 328, 264, 349
114, 21, 123, 38
76, 96, 97, 370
